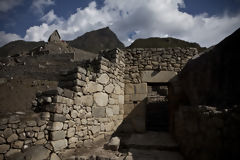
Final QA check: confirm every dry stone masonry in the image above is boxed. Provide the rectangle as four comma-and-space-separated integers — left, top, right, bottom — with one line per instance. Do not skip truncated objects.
0, 47, 199, 159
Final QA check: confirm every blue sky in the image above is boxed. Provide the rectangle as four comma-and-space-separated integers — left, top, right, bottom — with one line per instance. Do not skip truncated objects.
0, 0, 240, 47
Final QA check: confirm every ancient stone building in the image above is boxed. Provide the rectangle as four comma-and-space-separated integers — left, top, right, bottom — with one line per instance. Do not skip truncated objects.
0, 46, 198, 159
48, 30, 61, 42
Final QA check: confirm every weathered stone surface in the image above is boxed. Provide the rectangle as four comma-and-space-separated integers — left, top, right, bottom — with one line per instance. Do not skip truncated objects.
118, 95, 124, 104
26, 120, 37, 127
7, 134, 18, 143
74, 79, 86, 86
125, 83, 134, 94
70, 110, 78, 118
112, 105, 120, 115
23, 145, 51, 160
37, 132, 45, 140
92, 107, 106, 118
51, 139, 68, 151
76, 67, 87, 75
50, 153, 61, 160
75, 95, 93, 107
3, 128, 13, 138
46, 104, 63, 113
49, 122, 63, 131
104, 83, 114, 93
94, 93, 108, 107
5, 149, 21, 158
97, 73, 109, 84
105, 122, 114, 132
84, 82, 103, 93
91, 126, 100, 134
51, 114, 66, 122
83, 139, 92, 147
132, 94, 147, 101
67, 128, 75, 138
50, 131, 66, 141
0, 137, 6, 144
107, 137, 120, 151
114, 84, 122, 95
141, 71, 176, 83
106, 108, 113, 117
134, 83, 147, 94
63, 89, 74, 98
68, 137, 78, 144
12, 141, 24, 149
35, 139, 47, 145
0, 144, 10, 153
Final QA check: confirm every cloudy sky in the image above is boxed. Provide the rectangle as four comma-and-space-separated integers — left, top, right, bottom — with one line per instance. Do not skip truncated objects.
0, 0, 240, 47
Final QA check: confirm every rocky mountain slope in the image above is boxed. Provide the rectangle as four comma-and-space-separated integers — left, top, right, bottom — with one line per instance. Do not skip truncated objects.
68, 27, 125, 53
0, 40, 44, 57
128, 37, 206, 52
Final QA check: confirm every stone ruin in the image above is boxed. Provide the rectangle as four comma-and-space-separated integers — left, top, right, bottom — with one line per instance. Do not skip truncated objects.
0, 28, 240, 160
48, 30, 61, 42
0, 46, 198, 159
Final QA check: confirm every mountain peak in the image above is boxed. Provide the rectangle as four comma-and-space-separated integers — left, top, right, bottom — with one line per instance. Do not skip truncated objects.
68, 27, 124, 54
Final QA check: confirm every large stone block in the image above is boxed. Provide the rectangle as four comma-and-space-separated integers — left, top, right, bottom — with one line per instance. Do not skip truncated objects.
92, 107, 106, 118
105, 83, 114, 94
125, 83, 134, 94
83, 82, 103, 93
112, 105, 120, 115
134, 83, 147, 94
132, 94, 147, 101
51, 139, 68, 151
50, 131, 66, 141
0, 144, 10, 153
0, 137, 6, 144
49, 122, 63, 131
51, 114, 66, 122
7, 134, 18, 143
94, 92, 108, 107
74, 95, 93, 107
67, 128, 76, 138
45, 104, 63, 113
97, 73, 109, 85
106, 108, 113, 117
118, 95, 124, 104
114, 84, 122, 95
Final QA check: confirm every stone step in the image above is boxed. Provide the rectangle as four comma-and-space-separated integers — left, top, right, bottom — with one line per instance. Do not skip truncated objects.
122, 132, 179, 151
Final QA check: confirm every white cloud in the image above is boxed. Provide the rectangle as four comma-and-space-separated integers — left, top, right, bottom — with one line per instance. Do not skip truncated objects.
3, 0, 240, 48
0, 0, 23, 12
31, 0, 55, 14
40, 9, 58, 24
0, 31, 22, 47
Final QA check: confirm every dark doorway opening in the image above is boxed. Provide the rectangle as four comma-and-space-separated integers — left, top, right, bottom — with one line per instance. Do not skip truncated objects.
146, 83, 169, 132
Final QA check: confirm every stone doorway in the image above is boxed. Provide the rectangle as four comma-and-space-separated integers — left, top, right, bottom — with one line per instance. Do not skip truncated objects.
146, 83, 169, 131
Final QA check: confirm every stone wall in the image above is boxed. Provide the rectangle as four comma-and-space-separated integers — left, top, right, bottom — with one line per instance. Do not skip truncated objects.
122, 48, 198, 133
124, 48, 198, 83
0, 48, 125, 159
0, 112, 50, 159
174, 105, 240, 160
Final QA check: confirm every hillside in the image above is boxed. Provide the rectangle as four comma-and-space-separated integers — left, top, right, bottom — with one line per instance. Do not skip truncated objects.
0, 40, 45, 57
128, 37, 206, 52
68, 27, 125, 54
